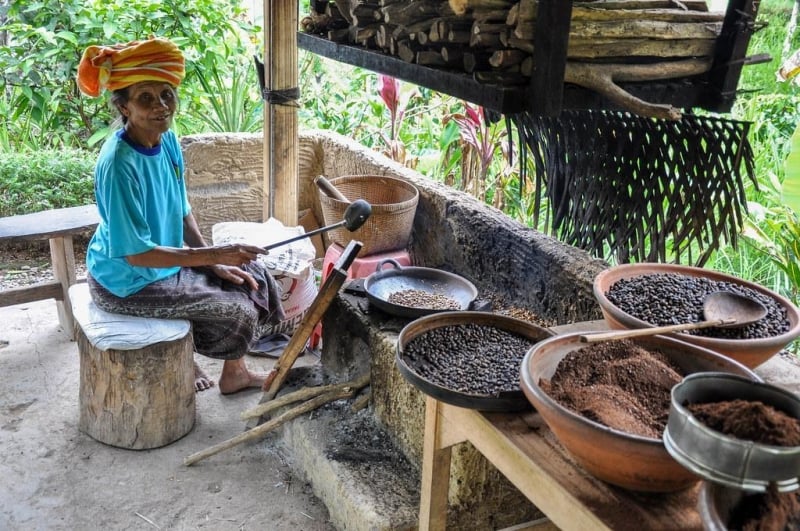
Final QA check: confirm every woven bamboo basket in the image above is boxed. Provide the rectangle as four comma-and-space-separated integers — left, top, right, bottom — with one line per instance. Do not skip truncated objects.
318, 175, 419, 256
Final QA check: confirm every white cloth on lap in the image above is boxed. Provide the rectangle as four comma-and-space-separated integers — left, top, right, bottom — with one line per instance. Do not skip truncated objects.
69, 283, 190, 351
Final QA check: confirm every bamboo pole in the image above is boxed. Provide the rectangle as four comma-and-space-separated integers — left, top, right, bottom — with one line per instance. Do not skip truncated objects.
263, 0, 298, 226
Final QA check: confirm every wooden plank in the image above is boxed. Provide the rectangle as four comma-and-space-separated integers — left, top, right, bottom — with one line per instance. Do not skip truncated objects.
472, 408, 704, 530
263, 0, 299, 226
0, 281, 63, 307
574, 0, 710, 9
0, 204, 99, 242
565, 37, 716, 59
439, 404, 613, 531
530, 0, 573, 116
262, 240, 363, 400
498, 518, 559, 531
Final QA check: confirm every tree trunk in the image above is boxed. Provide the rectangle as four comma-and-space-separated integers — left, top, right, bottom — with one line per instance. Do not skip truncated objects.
77, 327, 195, 450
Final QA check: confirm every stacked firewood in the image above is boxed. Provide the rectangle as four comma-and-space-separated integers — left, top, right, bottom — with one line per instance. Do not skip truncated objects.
301, 0, 724, 118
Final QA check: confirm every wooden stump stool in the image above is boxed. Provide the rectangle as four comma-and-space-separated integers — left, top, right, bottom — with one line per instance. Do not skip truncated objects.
69, 284, 195, 450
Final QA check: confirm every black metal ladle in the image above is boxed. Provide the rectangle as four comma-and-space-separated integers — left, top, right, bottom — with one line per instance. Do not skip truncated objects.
259, 199, 372, 254
580, 291, 769, 343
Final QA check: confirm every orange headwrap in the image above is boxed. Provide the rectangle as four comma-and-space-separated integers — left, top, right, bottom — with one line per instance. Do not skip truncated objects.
77, 37, 185, 97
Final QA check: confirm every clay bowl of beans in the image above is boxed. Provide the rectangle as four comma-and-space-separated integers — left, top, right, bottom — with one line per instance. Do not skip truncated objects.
519, 333, 759, 492
397, 311, 555, 411
593, 263, 800, 368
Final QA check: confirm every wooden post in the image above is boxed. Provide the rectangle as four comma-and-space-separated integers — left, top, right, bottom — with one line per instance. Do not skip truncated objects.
530, 0, 573, 116
49, 235, 77, 339
263, 0, 299, 226
419, 397, 453, 531
705, 0, 760, 112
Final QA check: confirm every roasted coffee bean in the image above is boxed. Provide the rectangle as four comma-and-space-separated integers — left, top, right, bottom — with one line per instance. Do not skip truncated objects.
606, 273, 790, 340
387, 289, 461, 310
402, 323, 537, 396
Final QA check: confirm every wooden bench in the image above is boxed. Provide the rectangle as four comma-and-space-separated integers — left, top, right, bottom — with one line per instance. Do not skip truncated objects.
0, 204, 100, 339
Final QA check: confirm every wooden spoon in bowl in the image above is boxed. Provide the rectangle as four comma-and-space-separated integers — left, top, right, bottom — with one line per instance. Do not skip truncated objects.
580, 291, 768, 343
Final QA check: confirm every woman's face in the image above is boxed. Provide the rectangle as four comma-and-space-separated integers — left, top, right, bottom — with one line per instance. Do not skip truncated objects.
119, 81, 177, 137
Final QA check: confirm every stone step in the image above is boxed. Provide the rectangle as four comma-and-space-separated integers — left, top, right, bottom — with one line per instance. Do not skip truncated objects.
267, 367, 420, 531
279, 404, 420, 531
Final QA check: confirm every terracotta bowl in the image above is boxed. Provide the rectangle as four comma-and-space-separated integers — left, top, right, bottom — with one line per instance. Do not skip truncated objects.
519, 332, 759, 492
593, 263, 800, 368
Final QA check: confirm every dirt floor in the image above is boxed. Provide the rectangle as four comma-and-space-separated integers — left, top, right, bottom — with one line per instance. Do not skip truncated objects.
0, 297, 335, 531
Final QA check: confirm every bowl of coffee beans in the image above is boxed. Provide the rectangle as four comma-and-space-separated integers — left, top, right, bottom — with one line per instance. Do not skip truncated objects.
397, 311, 554, 411
593, 263, 800, 368
519, 333, 759, 492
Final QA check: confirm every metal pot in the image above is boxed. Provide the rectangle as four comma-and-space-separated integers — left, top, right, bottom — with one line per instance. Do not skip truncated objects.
363, 259, 478, 319
397, 311, 555, 411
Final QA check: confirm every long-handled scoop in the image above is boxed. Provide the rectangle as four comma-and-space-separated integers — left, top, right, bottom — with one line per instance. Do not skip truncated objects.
580, 291, 768, 343
259, 199, 372, 254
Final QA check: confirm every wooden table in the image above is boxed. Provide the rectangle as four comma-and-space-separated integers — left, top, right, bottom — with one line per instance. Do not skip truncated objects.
0, 204, 100, 339
419, 396, 703, 531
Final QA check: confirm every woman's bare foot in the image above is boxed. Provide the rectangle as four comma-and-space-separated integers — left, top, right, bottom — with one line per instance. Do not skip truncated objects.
218, 357, 266, 395
194, 361, 215, 392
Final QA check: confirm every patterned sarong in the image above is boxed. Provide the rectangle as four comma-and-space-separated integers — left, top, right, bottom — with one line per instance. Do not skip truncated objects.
88, 263, 284, 360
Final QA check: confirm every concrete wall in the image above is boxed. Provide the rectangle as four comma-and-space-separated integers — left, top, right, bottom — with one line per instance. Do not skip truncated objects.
182, 130, 609, 529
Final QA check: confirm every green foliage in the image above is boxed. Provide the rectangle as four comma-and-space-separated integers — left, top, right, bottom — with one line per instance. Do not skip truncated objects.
784, 120, 800, 213
183, 57, 262, 133
298, 54, 375, 144
0, 149, 95, 216
703, 0, 800, 353
735, 0, 798, 97
0, 0, 260, 150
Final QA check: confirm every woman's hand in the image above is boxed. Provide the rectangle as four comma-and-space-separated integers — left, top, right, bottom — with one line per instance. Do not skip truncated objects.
207, 243, 263, 268
208, 264, 259, 290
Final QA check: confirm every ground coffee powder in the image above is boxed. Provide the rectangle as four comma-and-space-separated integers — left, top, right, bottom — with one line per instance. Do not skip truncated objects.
687, 400, 800, 447
728, 485, 800, 531
689, 399, 800, 530
539, 339, 683, 438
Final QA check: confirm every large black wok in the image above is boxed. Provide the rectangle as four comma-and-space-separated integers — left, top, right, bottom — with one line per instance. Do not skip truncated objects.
363, 259, 478, 319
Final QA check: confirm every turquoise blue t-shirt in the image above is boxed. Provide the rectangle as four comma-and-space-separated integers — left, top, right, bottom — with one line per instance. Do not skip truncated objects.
87, 129, 192, 297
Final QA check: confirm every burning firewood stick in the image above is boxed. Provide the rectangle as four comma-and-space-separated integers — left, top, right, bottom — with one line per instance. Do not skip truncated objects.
184, 373, 370, 466
240, 374, 369, 421
350, 390, 371, 412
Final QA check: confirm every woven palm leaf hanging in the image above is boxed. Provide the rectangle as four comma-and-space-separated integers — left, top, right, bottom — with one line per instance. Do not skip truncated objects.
511, 110, 756, 266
